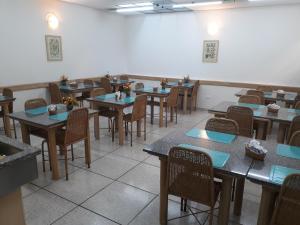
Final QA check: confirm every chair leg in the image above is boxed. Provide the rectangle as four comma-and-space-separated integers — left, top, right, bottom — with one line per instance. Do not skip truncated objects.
180, 198, 184, 211
12, 119, 17, 139
130, 122, 133, 147
231, 178, 236, 201
41, 141, 46, 172
111, 119, 115, 142
144, 117, 146, 141
165, 106, 168, 128
209, 208, 214, 225
189, 97, 192, 114
63, 147, 69, 180
175, 107, 178, 124
184, 199, 187, 212
47, 142, 52, 171
71, 144, 74, 161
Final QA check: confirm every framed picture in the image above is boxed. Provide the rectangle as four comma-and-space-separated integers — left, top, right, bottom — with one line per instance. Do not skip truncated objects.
45, 35, 63, 61
203, 40, 219, 63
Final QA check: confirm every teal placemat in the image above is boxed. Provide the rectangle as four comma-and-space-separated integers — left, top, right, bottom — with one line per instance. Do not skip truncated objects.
288, 115, 295, 121
167, 82, 177, 86
277, 144, 300, 160
120, 97, 135, 104
26, 106, 48, 115
183, 83, 193, 88
288, 109, 300, 114
254, 111, 262, 117
185, 128, 236, 144
0, 96, 5, 101
264, 92, 273, 97
96, 93, 115, 100
238, 103, 265, 109
269, 165, 300, 185
178, 144, 230, 168
160, 88, 170, 94
49, 112, 69, 121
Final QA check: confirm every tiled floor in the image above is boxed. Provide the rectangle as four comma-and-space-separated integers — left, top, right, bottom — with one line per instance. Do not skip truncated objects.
7, 108, 279, 225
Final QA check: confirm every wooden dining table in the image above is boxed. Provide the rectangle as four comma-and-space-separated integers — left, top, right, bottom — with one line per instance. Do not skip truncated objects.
247, 143, 300, 225
9, 104, 99, 180
208, 101, 299, 143
0, 95, 16, 138
109, 80, 135, 92
143, 128, 274, 225
60, 82, 101, 95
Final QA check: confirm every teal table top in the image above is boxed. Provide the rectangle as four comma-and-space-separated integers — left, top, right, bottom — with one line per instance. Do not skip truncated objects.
186, 128, 236, 144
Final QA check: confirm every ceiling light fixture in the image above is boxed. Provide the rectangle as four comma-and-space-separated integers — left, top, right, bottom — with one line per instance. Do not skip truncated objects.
118, 2, 153, 8
116, 6, 154, 13
172, 1, 223, 9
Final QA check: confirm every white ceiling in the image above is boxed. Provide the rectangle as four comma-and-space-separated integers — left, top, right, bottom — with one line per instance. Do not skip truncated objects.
61, 0, 300, 11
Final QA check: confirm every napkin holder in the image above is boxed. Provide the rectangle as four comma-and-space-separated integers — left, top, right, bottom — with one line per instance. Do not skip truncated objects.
245, 144, 266, 161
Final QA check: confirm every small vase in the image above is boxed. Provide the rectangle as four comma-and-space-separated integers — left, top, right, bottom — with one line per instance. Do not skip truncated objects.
67, 104, 73, 111
161, 85, 166, 90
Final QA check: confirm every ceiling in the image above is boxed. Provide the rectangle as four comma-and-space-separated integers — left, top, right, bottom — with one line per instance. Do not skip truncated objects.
61, 0, 300, 12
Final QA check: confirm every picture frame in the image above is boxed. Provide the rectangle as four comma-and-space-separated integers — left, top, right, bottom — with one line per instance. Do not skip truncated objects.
45, 35, 63, 61
203, 40, 219, 63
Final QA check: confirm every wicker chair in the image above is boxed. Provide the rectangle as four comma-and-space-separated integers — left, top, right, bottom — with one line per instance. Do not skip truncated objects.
124, 95, 147, 146
0, 88, 17, 138
270, 174, 300, 225
295, 101, 300, 109
257, 86, 273, 92
120, 75, 129, 81
168, 147, 221, 225
226, 106, 254, 138
246, 90, 265, 104
239, 95, 261, 104
205, 118, 239, 135
100, 77, 113, 93
287, 115, 300, 144
179, 80, 200, 113
135, 82, 144, 90
54, 108, 90, 180
77, 79, 94, 107
49, 83, 62, 104
289, 131, 300, 147
164, 87, 179, 127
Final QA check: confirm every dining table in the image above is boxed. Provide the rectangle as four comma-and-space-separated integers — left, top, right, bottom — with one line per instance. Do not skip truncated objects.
208, 101, 299, 143
59, 82, 101, 95
247, 143, 300, 225
109, 79, 135, 92
9, 104, 99, 180
143, 127, 277, 225
0, 95, 16, 138
134, 87, 171, 128
87, 93, 136, 145
166, 81, 194, 114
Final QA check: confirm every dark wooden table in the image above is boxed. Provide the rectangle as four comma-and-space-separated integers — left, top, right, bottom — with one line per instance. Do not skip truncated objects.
0, 95, 16, 138
110, 80, 135, 91
134, 87, 170, 127
9, 105, 98, 180
143, 128, 278, 225
247, 143, 300, 225
166, 82, 194, 114
60, 83, 101, 95
87, 93, 136, 145
208, 101, 299, 142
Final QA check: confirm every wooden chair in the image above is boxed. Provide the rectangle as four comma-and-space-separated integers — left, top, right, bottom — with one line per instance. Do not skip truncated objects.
49, 83, 62, 104
179, 80, 200, 113
270, 174, 300, 225
289, 131, 300, 147
120, 75, 129, 81
287, 115, 300, 144
77, 79, 94, 107
124, 95, 147, 146
295, 101, 300, 109
164, 87, 179, 127
100, 77, 113, 93
0, 88, 17, 138
257, 86, 276, 105
168, 147, 221, 225
226, 106, 254, 138
205, 118, 239, 135
239, 95, 261, 104
246, 90, 265, 104
54, 108, 90, 180
135, 82, 144, 90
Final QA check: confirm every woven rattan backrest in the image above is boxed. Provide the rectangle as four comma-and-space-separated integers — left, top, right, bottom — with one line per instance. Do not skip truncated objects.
246, 90, 264, 104
205, 118, 239, 135
295, 101, 300, 109
84, 79, 94, 86
25, 98, 47, 110
135, 83, 144, 90
100, 77, 112, 93
239, 95, 261, 104
270, 174, 300, 225
131, 95, 147, 121
226, 106, 254, 138
2, 88, 13, 113
289, 131, 300, 147
167, 87, 179, 107
295, 96, 300, 108
287, 115, 300, 143
120, 75, 129, 81
49, 83, 62, 104
191, 80, 200, 97
257, 86, 273, 92
64, 108, 89, 145
168, 147, 215, 207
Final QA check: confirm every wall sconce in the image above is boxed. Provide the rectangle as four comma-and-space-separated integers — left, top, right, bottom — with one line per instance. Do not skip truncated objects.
46, 13, 59, 30
207, 22, 219, 36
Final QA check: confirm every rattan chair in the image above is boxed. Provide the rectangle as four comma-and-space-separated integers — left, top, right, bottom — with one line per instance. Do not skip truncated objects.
226, 106, 254, 138
0, 88, 17, 138
49, 83, 62, 104
287, 115, 300, 144
270, 174, 300, 225
289, 131, 300, 147
100, 77, 113, 93
205, 118, 239, 135
168, 147, 221, 225
295, 101, 300, 109
135, 82, 144, 90
163, 87, 179, 127
54, 108, 90, 180
124, 95, 147, 146
120, 75, 129, 81
246, 90, 265, 104
239, 95, 261, 104
77, 79, 94, 107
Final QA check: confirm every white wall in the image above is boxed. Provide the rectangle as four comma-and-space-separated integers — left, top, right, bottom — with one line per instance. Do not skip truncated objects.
125, 5, 300, 86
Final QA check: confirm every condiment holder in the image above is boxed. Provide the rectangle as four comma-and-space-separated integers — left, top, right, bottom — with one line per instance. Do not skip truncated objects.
69, 82, 78, 88
178, 80, 183, 86
153, 87, 158, 92
48, 104, 57, 115
245, 139, 267, 161
267, 103, 280, 114
115, 91, 121, 100
113, 77, 118, 83
276, 90, 285, 98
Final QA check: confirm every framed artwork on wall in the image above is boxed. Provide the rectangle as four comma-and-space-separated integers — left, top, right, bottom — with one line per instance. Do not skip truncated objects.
45, 35, 63, 61
203, 40, 219, 63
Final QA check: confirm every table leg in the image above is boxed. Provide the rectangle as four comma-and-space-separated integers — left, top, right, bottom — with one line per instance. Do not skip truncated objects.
183, 89, 188, 114
117, 108, 124, 145
159, 157, 168, 225
3, 104, 12, 138
234, 178, 245, 216
48, 128, 60, 180
277, 123, 288, 143
94, 113, 100, 140
170, 107, 174, 122
257, 186, 277, 225
20, 123, 30, 145
85, 126, 91, 167
137, 120, 141, 137
218, 175, 233, 225
150, 97, 154, 124
159, 97, 164, 128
